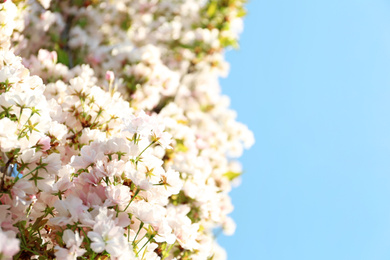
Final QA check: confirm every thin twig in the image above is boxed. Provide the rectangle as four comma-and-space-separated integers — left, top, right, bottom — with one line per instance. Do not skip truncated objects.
1, 155, 14, 191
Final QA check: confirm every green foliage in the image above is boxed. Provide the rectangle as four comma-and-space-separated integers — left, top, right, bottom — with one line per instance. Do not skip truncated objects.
54, 43, 69, 66
14, 218, 54, 259
175, 139, 188, 153
223, 171, 242, 180
201, 0, 247, 49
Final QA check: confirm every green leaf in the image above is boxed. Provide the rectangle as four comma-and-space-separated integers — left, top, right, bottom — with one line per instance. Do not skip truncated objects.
207, 2, 218, 17
54, 44, 69, 66
223, 171, 241, 180
77, 17, 88, 28
175, 139, 188, 152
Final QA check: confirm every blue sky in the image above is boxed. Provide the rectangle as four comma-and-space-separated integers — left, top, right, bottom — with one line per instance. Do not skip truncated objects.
219, 1, 390, 259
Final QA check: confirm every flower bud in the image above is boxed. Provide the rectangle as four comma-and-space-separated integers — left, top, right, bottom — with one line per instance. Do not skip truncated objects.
105, 70, 115, 82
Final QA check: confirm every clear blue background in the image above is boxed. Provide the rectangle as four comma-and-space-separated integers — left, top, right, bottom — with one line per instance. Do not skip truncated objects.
219, 1, 390, 259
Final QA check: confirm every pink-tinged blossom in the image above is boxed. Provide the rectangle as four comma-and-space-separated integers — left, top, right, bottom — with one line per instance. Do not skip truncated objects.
0, 205, 14, 231
52, 167, 74, 194
167, 205, 200, 250
95, 158, 126, 179
152, 220, 176, 244
105, 70, 115, 82
50, 196, 88, 226
87, 209, 134, 258
0, 0, 254, 258
159, 169, 183, 196
222, 216, 236, 236
10, 178, 35, 207
153, 126, 173, 149
0, 229, 20, 259
121, 111, 154, 137
124, 162, 152, 190
137, 242, 160, 260
174, 222, 200, 250
37, 0, 52, 9
104, 184, 131, 208
70, 144, 105, 169
71, 183, 106, 208
37, 135, 51, 151
16, 148, 42, 164
129, 200, 166, 226
42, 153, 62, 175
37, 49, 57, 64
54, 229, 86, 260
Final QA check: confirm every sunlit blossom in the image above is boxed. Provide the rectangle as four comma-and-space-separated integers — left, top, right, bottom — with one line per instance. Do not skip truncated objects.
0, 0, 253, 259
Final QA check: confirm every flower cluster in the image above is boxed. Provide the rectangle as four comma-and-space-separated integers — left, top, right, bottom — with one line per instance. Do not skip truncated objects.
0, 0, 253, 259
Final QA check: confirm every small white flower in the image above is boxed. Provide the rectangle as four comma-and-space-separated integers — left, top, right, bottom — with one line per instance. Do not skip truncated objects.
54, 229, 86, 260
